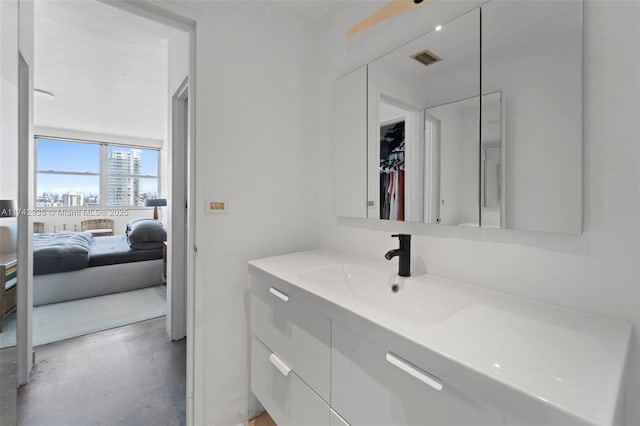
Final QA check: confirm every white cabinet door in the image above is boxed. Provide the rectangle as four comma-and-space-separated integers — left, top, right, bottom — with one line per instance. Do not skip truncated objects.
333, 66, 368, 218
251, 275, 331, 401
251, 336, 331, 426
331, 321, 514, 426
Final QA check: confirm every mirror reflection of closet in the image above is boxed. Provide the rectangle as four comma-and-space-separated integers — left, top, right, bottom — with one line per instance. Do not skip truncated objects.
378, 114, 405, 221
377, 99, 422, 222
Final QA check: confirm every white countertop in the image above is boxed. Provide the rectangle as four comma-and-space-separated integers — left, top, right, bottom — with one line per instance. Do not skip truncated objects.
248, 249, 632, 426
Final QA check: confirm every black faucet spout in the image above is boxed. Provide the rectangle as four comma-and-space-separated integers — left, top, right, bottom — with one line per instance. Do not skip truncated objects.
385, 234, 411, 277
384, 248, 402, 261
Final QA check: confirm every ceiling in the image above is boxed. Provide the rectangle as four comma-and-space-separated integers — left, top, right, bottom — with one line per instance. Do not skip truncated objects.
34, 0, 171, 141
281, 0, 342, 20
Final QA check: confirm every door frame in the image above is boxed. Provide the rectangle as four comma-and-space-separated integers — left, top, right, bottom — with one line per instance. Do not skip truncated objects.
17, 1, 198, 424
96, 7, 198, 425
17, 50, 33, 386
167, 77, 189, 340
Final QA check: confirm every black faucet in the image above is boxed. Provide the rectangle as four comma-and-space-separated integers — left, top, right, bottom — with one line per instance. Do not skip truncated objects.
384, 234, 411, 277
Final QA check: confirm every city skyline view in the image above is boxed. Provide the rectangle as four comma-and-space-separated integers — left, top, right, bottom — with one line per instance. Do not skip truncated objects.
36, 138, 159, 207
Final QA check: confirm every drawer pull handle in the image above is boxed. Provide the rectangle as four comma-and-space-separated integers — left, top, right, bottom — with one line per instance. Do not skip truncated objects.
386, 352, 443, 391
269, 287, 289, 302
269, 353, 291, 377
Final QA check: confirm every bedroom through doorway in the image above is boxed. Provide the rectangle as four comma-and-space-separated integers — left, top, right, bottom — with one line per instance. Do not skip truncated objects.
2, 1, 195, 424
19, 0, 191, 346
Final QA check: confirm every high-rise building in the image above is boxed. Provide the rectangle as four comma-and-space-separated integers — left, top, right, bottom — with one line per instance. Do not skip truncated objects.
62, 192, 84, 207
108, 149, 141, 206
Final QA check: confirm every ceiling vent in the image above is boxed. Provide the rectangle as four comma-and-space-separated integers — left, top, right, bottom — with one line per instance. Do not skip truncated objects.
411, 49, 442, 67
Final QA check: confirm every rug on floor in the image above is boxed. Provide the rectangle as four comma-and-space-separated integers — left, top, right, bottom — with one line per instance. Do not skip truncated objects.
0, 285, 166, 348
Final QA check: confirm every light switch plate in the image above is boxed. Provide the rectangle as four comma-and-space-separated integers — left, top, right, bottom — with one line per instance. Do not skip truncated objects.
205, 199, 228, 215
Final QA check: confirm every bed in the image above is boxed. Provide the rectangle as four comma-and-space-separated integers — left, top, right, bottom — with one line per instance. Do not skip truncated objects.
33, 219, 166, 306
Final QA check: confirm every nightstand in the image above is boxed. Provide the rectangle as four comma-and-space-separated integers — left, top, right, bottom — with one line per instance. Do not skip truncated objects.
0, 252, 17, 333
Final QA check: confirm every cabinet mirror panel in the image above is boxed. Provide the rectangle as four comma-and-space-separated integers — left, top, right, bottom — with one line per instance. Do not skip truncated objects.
482, 0, 582, 233
367, 8, 480, 225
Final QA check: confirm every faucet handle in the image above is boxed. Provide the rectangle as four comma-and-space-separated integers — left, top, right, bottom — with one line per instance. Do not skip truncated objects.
391, 233, 411, 239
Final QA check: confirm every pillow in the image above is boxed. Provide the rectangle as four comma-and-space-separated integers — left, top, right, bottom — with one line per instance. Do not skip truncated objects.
125, 217, 155, 236
128, 241, 164, 250
126, 219, 166, 250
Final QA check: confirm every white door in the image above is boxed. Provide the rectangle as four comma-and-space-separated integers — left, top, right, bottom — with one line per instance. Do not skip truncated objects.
424, 113, 441, 224
16, 0, 35, 387
168, 80, 188, 340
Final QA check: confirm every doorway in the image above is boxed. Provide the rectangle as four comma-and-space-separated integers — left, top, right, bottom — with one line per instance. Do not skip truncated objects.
12, 1, 197, 424
168, 78, 189, 340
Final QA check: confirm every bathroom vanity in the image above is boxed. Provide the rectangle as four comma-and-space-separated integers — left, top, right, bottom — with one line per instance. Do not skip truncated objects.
249, 250, 631, 426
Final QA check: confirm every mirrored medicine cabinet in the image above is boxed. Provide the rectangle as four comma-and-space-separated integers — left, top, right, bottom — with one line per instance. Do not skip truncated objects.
333, 0, 582, 234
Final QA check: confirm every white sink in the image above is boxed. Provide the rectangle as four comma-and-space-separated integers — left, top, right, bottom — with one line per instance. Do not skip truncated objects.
299, 263, 469, 324
249, 249, 632, 426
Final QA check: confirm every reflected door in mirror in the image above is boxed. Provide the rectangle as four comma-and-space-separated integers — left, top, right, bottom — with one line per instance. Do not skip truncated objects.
427, 96, 479, 226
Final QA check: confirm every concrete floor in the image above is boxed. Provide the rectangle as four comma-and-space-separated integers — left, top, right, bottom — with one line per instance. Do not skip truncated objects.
17, 317, 186, 426
0, 346, 17, 426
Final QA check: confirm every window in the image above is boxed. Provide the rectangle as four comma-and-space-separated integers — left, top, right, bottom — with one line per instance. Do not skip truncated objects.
36, 137, 159, 208
107, 146, 159, 207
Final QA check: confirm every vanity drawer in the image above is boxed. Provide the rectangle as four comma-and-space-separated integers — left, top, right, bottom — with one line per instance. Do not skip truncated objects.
331, 321, 513, 426
250, 276, 331, 401
251, 335, 331, 426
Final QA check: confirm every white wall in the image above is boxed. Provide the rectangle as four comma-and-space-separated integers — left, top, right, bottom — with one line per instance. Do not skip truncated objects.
1, 0, 19, 201
127, 1, 319, 424
189, 4, 317, 423
314, 2, 640, 426
168, 28, 188, 96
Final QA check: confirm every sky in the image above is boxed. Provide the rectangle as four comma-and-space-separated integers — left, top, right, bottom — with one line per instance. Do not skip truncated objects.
36, 138, 158, 196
